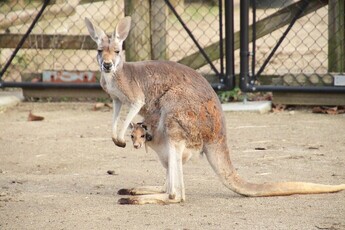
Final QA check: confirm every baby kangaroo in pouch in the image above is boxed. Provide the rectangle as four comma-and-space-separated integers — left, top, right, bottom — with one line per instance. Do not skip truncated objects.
129, 122, 152, 150
86, 17, 345, 205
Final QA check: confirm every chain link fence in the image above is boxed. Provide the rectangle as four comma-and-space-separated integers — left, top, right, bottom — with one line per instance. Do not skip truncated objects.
250, 0, 344, 87
1, 0, 343, 91
0, 0, 223, 85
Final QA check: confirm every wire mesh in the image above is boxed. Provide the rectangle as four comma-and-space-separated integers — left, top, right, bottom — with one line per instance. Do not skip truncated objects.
0, 0, 223, 85
250, 0, 345, 87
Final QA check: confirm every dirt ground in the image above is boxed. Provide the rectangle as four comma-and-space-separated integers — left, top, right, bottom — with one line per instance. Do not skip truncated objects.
0, 102, 344, 230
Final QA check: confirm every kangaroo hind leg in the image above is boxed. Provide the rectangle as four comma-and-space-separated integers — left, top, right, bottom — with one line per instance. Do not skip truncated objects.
118, 141, 186, 205
111, 98, 123, 146
118, 186, 165, 195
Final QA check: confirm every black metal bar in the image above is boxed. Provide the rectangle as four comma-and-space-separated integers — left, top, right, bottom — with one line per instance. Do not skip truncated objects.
0, 0, 51, 80
211, 83, 226, 90
218, 0, 224, 76
0, 82, 101, 89
245, 84, 345, 93
256, 0, 309, 77
251, 0, 256, 80
223, 0, 235, 90
0, 78, 345, 93
164, 0, 220, 76
240, 0, 250, 92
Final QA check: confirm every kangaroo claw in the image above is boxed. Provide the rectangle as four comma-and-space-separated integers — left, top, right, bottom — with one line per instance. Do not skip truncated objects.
112, 137, 126, 148
118, 188, 134, 195
118, 197, 138, 205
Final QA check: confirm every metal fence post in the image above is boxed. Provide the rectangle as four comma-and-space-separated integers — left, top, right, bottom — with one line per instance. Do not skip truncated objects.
239, 0, 250, 92
224, 0, 235, 90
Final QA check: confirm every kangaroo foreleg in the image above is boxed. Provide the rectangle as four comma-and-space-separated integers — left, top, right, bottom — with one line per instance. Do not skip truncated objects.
111, 98, 123, 146
115, 101, 144, 148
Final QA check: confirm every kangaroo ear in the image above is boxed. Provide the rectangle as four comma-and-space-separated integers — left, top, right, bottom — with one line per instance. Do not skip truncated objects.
141, 124, 148, 130
85, 17, 106, 42
114, 16, 131, 42
129, 122, 134, 129
146, 134, 153, 141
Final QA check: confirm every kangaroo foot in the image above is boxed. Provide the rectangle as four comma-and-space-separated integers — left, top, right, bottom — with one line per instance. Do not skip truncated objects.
118, 186, 165, 196
112, 137, 126, 148
118, 188, 135, 195
118, 197, 140, 205
118, 194, 182, 205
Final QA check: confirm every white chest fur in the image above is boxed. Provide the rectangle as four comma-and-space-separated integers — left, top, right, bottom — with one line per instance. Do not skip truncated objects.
101, 72, 127, 102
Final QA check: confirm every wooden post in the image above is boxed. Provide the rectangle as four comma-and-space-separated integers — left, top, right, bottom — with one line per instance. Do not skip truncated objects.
151, 0, 167, 60
328, 0, 345, 72
124, 0, 151, 61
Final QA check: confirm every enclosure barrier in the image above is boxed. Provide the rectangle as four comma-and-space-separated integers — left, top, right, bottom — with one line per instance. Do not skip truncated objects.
0, 0, 344, 96
0, 0, 231, 92
239, 0, 345, 93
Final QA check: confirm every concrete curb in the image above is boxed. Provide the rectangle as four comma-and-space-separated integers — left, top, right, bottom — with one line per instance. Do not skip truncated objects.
0, 91, 24, 111
0, 91, 272, 114
222, 101, 272, 114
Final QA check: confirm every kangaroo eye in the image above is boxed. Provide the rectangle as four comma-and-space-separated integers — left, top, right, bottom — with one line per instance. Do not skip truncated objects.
130, 135, 134, 139
141, 135, 145, 138
115, 50, 120, 54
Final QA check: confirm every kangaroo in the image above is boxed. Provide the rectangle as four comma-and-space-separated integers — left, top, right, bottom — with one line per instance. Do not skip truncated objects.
85, 17, 345, 205
129, 122, 152, 149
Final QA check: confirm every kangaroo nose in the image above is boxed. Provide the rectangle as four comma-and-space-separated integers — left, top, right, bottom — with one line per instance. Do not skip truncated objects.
103, 62, 112, 71
134, 144, 140, 149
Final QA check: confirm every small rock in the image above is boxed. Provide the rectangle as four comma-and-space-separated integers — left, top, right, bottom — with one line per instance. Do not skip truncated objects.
107, 170, 117, 175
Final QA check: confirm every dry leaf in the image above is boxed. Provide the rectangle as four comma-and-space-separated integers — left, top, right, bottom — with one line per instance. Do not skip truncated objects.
253, 93, 272, 101
312, 106, 323, 113
93, 102, 112, 111
272, 104, 286, 113
104, 103, 112, 108
93, 103, 105, 111
326, 107, 338, 115
28, 111, 44, 121
312, 106, 345, 115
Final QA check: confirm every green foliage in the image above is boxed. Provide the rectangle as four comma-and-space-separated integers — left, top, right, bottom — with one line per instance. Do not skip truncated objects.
217, 87, 243, 103
13, 54, 29, 69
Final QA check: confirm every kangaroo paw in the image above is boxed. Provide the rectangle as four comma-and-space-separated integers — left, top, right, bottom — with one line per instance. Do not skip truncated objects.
112, 137, 126, 148
117, 194, 182, 205
118, 188, 134, 195
118, 197, 139, 205
118, 186, 165, 195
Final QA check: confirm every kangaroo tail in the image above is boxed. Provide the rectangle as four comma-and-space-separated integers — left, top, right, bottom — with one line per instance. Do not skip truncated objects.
204, 143, 345, 197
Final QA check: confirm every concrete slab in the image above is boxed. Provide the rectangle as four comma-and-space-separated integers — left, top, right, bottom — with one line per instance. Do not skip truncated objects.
0, 90, 24, 111
222, 101, 272, 114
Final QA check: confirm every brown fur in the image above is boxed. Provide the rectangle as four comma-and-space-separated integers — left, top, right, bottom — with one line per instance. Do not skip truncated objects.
86, 17, 345, 204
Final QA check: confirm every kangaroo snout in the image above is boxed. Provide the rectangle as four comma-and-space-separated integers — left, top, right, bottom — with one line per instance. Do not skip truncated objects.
102, 62, 113, 72
133, 143, 141, 149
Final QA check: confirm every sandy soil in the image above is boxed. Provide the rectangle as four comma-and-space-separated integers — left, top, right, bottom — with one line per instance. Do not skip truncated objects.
0, 102, 344, 230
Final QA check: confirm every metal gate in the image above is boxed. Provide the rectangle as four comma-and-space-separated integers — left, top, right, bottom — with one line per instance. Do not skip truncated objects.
239, 0, 345, 93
